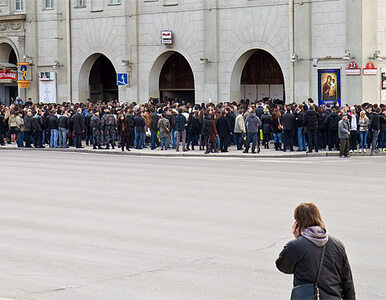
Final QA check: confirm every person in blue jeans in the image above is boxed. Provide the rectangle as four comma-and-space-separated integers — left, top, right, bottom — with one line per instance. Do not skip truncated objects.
243, 109, 262, 154
49, 111, 59, 148
133, 112, 146, 149
358, 111, 369, 152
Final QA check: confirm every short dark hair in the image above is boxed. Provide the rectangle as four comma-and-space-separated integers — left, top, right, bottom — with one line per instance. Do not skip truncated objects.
294, 203, 325, 233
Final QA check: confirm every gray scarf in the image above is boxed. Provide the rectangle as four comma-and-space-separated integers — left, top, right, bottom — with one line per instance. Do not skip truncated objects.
301, 226, 329, 247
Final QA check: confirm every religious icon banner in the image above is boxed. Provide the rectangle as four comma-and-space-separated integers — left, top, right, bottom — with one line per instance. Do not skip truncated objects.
318, 69, 341, 106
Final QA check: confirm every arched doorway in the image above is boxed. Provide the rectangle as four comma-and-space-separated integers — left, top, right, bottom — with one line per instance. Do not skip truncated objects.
149, 51, 195, 104
0, 43, 18, 106
79, 53, 118, 103
230, 49, 285, 103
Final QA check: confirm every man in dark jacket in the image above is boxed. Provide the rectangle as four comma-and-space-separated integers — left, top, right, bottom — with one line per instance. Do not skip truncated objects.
0, 111, 6, 146
370, 107, 381, 153
58, 112, 69, 148
90, 110, 103, 149
23, 110, 34, 148
201, 112, 211, 154
149, 108, 159, 150
304, 105, 319, 153
72, 108, 85, 148
216, 110, 232, 152
133, 111, 146, 149
175, 108, 187, 152
49, 111, 59, 148
281, 106, 295, 152
32, 111, 43, 148
324, 108, 340, 151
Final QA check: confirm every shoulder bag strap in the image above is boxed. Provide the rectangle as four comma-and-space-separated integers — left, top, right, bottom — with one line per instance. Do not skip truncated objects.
315, 245, 326, 300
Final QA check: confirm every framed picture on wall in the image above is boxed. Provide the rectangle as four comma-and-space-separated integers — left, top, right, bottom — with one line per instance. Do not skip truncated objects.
318, 69, 341, 106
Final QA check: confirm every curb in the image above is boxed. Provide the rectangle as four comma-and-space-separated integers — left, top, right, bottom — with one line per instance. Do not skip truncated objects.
1, 146, 385, 159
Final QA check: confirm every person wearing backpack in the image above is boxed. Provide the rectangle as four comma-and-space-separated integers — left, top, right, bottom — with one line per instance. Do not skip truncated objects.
276, 203, 356, 300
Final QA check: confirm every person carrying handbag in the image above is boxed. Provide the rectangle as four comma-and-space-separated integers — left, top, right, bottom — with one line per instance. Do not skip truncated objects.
276, 203, 356, 300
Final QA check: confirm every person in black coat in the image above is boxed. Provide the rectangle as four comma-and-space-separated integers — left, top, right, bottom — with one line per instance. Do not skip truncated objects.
281, 106, 295, 152
324, 108, 340, 151
216, 110, 232, 152
370, 107, 381, 153
276, 203, 355, 300
0, 110, 5, 146
72, 108, 85, 148
304, 105, 319, 153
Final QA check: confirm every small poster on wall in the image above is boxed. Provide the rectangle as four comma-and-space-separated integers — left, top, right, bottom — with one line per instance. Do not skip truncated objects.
318, 69, 341, 106
39, 72, 57, 103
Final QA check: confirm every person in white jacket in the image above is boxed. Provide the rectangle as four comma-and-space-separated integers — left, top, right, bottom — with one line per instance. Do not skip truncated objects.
234, 109, 246, 150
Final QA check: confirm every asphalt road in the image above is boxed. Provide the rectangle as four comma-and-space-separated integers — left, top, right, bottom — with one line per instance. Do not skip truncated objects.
0, 150, 385, 299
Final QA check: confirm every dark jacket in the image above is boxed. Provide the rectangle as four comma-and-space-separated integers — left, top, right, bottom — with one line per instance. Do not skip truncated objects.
295, 111, 305, 128
24, 115, 33, 132
118, 117, 131, 137
304, 109, 319, 131
201, 116, 211, 137
58, 115, 69, 129
380, 114, 386, 132
325, 112, 340, 131
281, 112, 295, 131
176, 114, 187, 131
149, 112, 159, 132
48, 115, 59, 130
261, 113, 271, 133
190, 116, 201, 136
133, 115, 146, 133
255, 106, 264, 118
72, 113, 85, 135
216, 115, 231, 138
276, 236, 355, 300
370, 113, 381, 131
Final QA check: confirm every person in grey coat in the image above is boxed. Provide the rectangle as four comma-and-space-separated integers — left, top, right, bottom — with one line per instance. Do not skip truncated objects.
338, 114, 350, 158
243, 109, 262, 154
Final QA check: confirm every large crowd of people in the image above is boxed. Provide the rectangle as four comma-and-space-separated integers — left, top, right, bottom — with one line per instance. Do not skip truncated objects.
0, 97, 385, 158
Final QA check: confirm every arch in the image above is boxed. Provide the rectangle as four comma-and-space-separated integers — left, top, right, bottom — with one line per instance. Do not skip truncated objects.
0, 38, 19, 62
78, 53, 118, 102
0, 40, 19, 106
229, 46, 287, 102
149, 50, 195, 103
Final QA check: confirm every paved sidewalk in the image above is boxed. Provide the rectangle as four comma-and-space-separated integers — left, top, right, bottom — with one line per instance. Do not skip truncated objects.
1, 143, 385, 158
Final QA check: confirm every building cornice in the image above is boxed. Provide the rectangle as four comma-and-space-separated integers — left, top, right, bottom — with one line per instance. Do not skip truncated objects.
0, 14, 26, 22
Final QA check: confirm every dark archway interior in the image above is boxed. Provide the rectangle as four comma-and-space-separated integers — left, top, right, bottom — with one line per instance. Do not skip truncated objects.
8, 49, 17, 65
241, 49, 284, 102
89, 55, 118, 102
159, 53, 194, 103
0, 48, 18, 105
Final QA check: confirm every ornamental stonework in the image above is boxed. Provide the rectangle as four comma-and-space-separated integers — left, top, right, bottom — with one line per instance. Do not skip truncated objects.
0, 22, 24, 32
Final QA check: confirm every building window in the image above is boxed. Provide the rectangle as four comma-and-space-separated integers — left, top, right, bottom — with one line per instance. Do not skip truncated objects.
76, 0, 86, 7
110, 0, 121, 4
15, 0, 24, 11
44, 0, 54, 9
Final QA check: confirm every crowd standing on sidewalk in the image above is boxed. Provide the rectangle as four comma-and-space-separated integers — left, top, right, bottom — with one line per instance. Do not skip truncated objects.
0, 97, 385, 158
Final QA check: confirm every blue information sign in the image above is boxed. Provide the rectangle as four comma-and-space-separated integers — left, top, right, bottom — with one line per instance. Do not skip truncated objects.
117, 73, 128, 86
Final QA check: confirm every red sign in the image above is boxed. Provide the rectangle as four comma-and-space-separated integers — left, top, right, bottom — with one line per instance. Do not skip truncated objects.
363, 62, 377, 75
0, 68, 17, 82
346, 61, 361, 75
161, 30, 173, 45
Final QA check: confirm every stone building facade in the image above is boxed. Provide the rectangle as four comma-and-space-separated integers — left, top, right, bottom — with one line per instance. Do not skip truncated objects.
0, 0, 385, 106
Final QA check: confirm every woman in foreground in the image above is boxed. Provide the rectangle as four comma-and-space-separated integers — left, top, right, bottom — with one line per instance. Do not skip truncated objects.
276, 203, 356, 300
